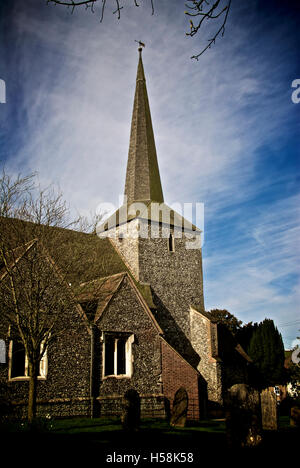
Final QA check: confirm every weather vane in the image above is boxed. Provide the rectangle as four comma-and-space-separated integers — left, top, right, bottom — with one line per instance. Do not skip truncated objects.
135, 40, 145, 52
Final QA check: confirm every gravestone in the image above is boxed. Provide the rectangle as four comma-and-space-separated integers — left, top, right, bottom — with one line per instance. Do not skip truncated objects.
225, 383, 263, 448
261, 387, 278, 430
290, 406, 300, 427
170, 387, 188, 428
121, 389, 140, 431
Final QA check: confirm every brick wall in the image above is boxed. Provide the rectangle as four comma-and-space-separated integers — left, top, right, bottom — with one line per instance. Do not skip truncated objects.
161, 338, 200, 420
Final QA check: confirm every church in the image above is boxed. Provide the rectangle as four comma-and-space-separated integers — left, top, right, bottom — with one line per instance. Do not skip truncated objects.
0, 48, 250, 420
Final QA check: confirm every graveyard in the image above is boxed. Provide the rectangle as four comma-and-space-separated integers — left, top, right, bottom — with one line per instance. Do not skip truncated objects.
2, 385, 300, 459
1, 414, 299, 463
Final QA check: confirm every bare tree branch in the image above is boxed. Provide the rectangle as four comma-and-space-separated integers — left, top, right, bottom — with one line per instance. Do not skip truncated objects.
47, 0, 231, 58
47, 0, 96, 8
46, 0, 155, 22
185, 0, 232, 60
76, 209, 106, 234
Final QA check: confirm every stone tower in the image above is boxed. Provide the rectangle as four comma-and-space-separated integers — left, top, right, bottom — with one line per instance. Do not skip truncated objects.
98, 49, 222, 402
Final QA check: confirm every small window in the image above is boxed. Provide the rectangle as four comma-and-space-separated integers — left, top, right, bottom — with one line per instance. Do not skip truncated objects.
9, 339, 48, 380
168, 233, 175, 252
103, 333, 134, 378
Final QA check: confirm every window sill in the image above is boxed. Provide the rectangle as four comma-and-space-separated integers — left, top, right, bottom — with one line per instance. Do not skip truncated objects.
9, 376, 47, 382
103, 375, 131, 380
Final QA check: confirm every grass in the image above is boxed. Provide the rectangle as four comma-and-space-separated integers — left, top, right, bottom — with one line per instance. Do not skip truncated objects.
1, 416, 299, 464
50, 416, 227, 435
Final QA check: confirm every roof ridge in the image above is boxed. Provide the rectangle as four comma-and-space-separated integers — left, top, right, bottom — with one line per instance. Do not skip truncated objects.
79, 271, 127, 287
0, 238, 38, 282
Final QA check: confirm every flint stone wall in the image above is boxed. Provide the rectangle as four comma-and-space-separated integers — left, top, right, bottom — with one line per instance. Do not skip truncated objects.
102, 220, 140, 279
98, 394, 166, 418
138, 222, 204, 341
97, 276, 163, 399
100, 221, 206, 368
8, 398, 91, 420
0, 287, 91, 419
190, 308, 222, 403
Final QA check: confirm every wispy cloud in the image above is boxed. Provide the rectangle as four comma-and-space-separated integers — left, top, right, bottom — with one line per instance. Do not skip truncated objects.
204, 194, 300, 345
2, 0, 299, 347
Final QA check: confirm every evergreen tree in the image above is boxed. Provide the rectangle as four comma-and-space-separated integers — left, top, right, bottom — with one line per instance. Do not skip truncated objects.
208, 309, 243, 335
248, 318, 286, 387
236, 321, 258, 350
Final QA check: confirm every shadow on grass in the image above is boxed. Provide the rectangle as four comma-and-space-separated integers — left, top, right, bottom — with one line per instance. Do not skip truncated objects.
1, 417, 299, 464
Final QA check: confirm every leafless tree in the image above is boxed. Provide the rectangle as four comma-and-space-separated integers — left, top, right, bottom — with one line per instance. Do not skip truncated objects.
46, 0, 231, 59
76, 209, 105, 234
0, 170, 91, 424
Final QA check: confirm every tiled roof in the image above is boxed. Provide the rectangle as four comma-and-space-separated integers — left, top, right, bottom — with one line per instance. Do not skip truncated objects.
75, 272, 159, 327
0, 216, 156, 311
74, 272, 126, 322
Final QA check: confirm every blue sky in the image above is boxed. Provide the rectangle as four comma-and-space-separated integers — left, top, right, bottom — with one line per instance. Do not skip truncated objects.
0, 0, 299, 348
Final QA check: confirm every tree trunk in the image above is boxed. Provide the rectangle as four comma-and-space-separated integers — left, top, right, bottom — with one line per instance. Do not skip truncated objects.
28, 361, 38, 425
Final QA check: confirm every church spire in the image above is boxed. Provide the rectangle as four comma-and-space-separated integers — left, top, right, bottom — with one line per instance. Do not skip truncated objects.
124, 47, 164, 204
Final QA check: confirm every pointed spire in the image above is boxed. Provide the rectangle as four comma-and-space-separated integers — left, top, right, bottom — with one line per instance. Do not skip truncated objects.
124, 48, 164, 204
